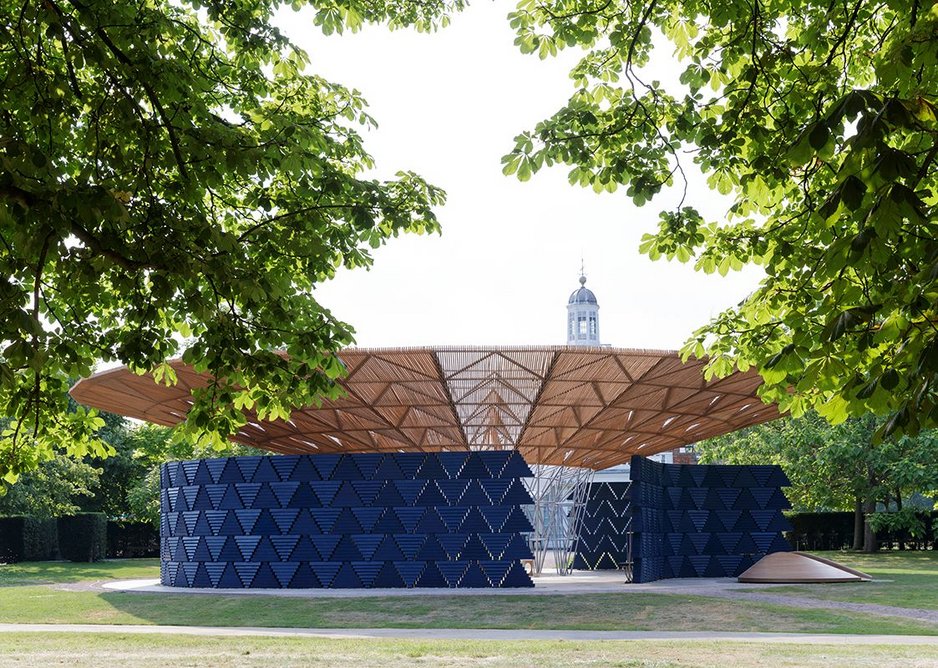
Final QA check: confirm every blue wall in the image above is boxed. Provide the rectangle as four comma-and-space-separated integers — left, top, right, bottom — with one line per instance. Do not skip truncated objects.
574, 482, 631, 570
160, 451, 535, 588
575, 456, 793, 582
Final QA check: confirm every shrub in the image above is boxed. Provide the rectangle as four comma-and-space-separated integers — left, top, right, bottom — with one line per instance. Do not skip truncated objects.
0, 516, 59, 562
58, 513, 107, 562
0, 517, 27, 563
868, 508, 928, 538
785, 512, 854, 550
786, 510, 938, 551
107, 521, 159, 558
22, 517, 58, 560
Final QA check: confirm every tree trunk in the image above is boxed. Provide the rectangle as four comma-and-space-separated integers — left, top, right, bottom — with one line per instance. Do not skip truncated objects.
863, 496, 878, 553
896, 490, 905, 550
853, 496, 864, 551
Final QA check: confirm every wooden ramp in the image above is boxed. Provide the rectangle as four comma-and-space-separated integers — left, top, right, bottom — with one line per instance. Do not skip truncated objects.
738, 552, 872, 583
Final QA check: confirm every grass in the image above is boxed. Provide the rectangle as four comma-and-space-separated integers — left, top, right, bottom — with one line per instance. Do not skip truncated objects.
4, 586, 937, 635
2, 633, 938, 667
747, 551, 938, 611
1, 558, 937, 635
0, 559, 160, 586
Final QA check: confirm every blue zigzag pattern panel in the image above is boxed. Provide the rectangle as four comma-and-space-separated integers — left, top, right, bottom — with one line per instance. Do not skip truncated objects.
160, 452, 535, 588
574, 456, 793, 583
573, 482, 631, 570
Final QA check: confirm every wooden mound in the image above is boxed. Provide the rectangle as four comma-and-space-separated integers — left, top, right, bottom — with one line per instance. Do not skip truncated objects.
738, 552, 872, 583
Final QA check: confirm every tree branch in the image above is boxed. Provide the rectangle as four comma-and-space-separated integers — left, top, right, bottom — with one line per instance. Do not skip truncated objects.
69, 221, 161, 272
824, 0, 865, 67
90, 25, 190, 181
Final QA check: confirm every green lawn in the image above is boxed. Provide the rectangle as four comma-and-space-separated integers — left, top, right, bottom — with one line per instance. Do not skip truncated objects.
5, 585, 936, 635
1, 558, 937, 635
750, 551, 938, 610
2, 633, 937, 668
0, 559, 161, 585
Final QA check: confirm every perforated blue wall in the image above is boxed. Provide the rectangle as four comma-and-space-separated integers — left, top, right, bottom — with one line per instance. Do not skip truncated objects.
160, 451, 535, 588
574, 456, 793, 582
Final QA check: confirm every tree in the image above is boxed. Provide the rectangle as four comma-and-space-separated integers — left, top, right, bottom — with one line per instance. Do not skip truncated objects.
0, 452, 99, 518
74, 412, 148, 520
504, 0, 938, 438
0, 0, 462, 482
697, 412, 938, 550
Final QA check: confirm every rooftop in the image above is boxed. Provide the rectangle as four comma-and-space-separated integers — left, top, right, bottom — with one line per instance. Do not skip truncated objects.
71, 346, 778, 470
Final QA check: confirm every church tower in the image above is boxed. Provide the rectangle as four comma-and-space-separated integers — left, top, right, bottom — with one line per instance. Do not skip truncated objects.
566, 269, 600, 346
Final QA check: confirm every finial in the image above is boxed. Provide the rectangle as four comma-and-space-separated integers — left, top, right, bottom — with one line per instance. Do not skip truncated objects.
579, 257, 586, 286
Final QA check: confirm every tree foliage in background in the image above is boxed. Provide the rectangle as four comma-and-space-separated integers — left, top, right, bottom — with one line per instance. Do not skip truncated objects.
696, 412, 938, 549
0, 411, 262, 524
0, 415, 101, 514
505, 0, 938, 437
0, 452, 98, 518
0, 0, 465, 482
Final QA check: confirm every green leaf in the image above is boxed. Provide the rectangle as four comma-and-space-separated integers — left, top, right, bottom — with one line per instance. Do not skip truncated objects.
809, 123, 831, 150
880, 369, 900, 391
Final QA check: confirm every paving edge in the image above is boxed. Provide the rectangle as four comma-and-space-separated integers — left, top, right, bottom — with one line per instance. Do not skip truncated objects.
1, 623, 937, 644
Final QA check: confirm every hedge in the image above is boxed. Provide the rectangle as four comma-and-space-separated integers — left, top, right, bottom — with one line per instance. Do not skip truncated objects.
57, 513, 107, 562
106, 521, 159, 558
787, 510, 938, 551
0, 516, 58, 563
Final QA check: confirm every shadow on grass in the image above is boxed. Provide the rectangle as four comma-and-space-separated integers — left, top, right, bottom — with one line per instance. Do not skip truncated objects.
0, 559, 160, 586
92, 587, 938, 636
4, 557, 938, 635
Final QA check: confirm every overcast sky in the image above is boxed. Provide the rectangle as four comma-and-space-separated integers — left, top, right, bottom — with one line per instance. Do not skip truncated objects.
274, 3, 762, 351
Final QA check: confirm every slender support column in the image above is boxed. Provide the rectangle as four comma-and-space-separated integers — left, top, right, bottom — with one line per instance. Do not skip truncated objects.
524, 464, 594, 575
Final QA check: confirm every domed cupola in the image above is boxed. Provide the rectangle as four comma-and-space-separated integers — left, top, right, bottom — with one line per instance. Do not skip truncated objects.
566, 270, 600, 346
568, 274, 598, 306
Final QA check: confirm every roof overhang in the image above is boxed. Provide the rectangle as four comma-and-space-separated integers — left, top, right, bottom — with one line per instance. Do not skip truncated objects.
69, 346, 780, 470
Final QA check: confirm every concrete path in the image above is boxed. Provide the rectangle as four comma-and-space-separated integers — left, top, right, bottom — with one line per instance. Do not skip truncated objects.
1, 623, 937, 644
99, 573, 803, 597
102, 571, 643, 596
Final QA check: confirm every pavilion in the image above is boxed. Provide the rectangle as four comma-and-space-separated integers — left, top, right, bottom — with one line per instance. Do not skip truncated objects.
68, 272, 788, 589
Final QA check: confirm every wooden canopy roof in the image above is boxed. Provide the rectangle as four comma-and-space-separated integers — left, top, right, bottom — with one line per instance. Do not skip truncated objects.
70, 346, 779, 469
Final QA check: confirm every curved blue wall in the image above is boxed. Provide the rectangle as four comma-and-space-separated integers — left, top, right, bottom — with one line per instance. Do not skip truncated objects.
160, 451, 535, 588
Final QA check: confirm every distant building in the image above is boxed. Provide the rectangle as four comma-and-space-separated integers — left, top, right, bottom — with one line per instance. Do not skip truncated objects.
567, 272, 600, 346
672, 446, 699, 465
563, 268, 698, 474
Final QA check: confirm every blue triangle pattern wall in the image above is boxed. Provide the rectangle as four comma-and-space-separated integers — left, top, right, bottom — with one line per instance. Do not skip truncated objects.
573, 456, 793, 582
160, 452, 535, 588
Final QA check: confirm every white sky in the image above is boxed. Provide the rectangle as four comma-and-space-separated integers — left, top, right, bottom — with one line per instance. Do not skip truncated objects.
274, 3, 762, 350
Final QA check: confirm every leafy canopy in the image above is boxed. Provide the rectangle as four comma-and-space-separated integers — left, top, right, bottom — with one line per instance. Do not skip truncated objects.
0, 0, 463, 482
504, 0, 938, 437
0, 450, 99, 518
696, 412, 938, 512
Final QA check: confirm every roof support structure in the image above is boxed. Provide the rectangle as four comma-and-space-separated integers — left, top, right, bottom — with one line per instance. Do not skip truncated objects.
70, 346, 780, 470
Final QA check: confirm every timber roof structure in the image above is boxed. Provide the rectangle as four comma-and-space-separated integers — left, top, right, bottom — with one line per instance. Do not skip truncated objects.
70, 346, 780, 470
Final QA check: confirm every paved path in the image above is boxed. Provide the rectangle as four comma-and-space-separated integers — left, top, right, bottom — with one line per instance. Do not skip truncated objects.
1, 623, 937, 644
101, 572, 641, 596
